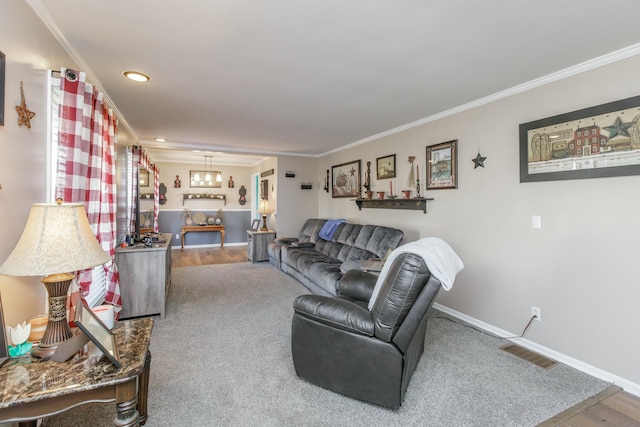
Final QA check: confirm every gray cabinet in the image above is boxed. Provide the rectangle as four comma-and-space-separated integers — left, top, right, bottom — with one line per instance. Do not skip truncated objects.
116, 233, 172, 319
247, 230, 276, 262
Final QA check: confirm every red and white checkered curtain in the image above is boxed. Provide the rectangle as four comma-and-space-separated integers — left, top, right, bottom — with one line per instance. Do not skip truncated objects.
55, 68, 121, 309
152, 163, 160, 232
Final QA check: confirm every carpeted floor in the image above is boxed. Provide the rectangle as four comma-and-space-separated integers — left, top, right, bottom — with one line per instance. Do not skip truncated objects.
43, 262, 609, 426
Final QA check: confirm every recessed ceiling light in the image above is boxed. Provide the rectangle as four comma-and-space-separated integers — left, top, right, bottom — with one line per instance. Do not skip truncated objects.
123, 71, 151, 82
154, 138, 167, 142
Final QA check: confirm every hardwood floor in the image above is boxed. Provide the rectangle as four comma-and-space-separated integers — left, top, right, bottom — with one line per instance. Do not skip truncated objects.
171, 244, 248, 267
171, 246, 640, 426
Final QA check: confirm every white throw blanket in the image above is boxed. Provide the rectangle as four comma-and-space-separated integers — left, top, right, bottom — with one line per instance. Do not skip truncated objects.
368, 237, 464, 310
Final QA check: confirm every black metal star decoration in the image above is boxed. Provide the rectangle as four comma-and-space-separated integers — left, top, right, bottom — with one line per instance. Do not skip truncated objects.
472, 152, 487, 169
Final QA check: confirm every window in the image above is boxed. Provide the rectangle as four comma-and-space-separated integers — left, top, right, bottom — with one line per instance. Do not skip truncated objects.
48, 72, 106, 308
592, 129, 597, 135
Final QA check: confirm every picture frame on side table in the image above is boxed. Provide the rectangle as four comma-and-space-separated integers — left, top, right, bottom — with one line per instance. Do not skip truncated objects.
74, 297, 121, 368
331, 159, 361, 198
250, 219, 260, 231
519, 95, 640, 182
0, 293, 9, 367
426, 140, 458, 189
376, 154, 396, 179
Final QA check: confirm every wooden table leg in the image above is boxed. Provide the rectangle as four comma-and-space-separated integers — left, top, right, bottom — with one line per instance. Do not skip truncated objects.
220, 230, 225, 248
180, 231, 185, 251
137, 350, 151, 425
114, 378, 139, 427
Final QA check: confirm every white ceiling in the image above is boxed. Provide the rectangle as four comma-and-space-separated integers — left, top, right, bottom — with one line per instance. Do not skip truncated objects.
29, 0, 640, 164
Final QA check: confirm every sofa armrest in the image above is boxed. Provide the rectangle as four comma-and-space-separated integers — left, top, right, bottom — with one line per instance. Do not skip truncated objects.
338, 270, 378, 303
293, 295, 374, 336
274, 237, 298, 245
290, 241, 315, 248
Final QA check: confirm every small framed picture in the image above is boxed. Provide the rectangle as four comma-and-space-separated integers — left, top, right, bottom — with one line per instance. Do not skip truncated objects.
0, 293, 9, 367
376, 154, 396, 179
426, 140, 458, 189
74, 296, 121, 368
251, 219, 260, 231
139, 168, 149, 187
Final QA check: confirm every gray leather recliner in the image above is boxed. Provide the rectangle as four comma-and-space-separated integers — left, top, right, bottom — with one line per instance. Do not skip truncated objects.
291, 253, 442, 409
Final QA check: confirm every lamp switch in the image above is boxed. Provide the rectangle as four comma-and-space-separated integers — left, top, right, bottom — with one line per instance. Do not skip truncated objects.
532, 216, 541, 229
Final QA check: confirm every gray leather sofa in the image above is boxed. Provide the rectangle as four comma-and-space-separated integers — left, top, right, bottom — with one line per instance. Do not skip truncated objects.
267, 218, 403, 296
291, 253, 442, 408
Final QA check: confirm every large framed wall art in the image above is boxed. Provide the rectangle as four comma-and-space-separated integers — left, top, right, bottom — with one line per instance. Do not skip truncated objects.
520, 95, 640, 182
331, 159, 361, 198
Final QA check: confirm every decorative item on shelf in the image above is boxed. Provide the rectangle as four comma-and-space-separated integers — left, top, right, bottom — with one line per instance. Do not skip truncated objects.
182, 209, 193, 226
192, 212, 206, 226
215, 209, 224, 225
407, 156, 415, 188
0, 200, 110, 359
323, 169, 329, 193
301, 183, 312, 190
402, 190, 412, 199
365, 191, 373, 199
416, 164, 421, 197
377, 191, 385, 199
285, 171, 295, 178
258, 199, 273, 231
16, 81, 36, 128
473, 151, 487, 169
7, 321, 33, 357
364, 161, 371, 193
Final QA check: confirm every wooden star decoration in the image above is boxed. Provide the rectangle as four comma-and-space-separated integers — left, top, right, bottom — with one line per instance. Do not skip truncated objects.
16, 81, 36, 128
472, 152, 487, 169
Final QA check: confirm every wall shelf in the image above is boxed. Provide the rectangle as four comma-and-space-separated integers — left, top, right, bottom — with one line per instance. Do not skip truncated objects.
355, 197, 433, 214
182, 193, 226, 206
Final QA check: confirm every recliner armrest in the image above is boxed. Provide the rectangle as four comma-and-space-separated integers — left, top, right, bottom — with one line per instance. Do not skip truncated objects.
273, 237, 298, 244
290, 241, 315, 248
338, 270, 378, 303
293, 295, 374, 336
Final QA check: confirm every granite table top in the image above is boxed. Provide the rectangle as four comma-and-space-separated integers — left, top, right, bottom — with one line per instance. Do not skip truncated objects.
0, 317, 153, 410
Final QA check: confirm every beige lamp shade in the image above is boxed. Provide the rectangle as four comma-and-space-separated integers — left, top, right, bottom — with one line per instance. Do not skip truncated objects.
258, 199, 273, 214
0, 202, 110, 276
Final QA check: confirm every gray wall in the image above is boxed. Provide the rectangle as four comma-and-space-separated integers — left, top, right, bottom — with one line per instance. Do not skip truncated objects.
158, 210, 252, 247
316, 53, 640, 391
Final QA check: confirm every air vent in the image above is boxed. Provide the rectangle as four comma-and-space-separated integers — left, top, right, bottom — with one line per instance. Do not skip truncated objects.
500, 344, 557, 369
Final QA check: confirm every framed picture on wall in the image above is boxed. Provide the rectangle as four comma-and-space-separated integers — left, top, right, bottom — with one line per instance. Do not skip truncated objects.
260, 179, 269, 200
519, 95, 640, 182
139, 168, 149, 187
376, 154, 396, 179
426, 140, 458, 189
331, 159, 361, 198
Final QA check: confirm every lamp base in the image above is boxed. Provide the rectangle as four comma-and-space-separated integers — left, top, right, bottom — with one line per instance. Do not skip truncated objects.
260, 214, 268, 231
34, 273, 75, 359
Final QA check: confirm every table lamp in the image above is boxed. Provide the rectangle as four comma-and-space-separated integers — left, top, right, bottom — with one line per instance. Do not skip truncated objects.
258, 199, 272, 231
0, 200, 110, 359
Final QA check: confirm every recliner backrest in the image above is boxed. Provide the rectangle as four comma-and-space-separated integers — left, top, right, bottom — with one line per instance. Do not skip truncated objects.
298, 219, 327, 243
370, 253, 434, 343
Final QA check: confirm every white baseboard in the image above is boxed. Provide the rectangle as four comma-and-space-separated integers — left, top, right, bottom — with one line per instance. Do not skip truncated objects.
433, 303, 640, 398
171, 242, 248, 250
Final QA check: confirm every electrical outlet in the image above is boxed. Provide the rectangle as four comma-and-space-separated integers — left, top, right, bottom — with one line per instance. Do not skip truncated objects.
175, 234, 180, 239
531, 306, 541, 321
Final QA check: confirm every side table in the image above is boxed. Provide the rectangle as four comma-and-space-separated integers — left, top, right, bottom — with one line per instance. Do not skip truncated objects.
247, 230, 276, 262
0, 318, 154, 427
